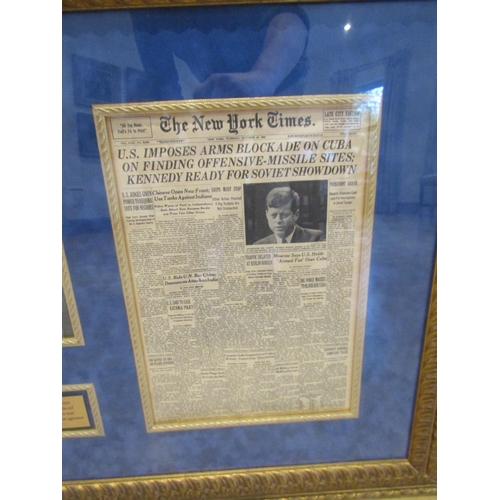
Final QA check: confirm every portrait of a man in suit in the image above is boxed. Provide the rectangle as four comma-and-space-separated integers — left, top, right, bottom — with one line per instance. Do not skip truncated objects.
253, 187, 325, 245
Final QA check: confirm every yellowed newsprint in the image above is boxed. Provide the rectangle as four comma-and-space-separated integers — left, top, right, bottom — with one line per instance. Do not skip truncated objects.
93, 95, 382, 431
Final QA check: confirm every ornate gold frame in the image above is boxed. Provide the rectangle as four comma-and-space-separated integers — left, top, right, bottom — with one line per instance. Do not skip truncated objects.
62, 1, 436, 497
63, 0, 343, 12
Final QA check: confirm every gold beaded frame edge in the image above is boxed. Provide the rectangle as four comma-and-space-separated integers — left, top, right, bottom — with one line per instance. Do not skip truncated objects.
62, 0, 436, 494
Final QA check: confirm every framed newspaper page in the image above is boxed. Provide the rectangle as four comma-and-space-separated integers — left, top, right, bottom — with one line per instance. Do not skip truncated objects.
62, 0, 436, 498
93, 95, 381, 431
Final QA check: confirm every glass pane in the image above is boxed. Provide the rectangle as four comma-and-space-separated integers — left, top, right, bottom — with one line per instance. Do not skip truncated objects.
63, 1, 436, 480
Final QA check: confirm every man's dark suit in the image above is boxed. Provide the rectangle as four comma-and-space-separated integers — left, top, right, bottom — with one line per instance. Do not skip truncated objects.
253, 225, 325, 244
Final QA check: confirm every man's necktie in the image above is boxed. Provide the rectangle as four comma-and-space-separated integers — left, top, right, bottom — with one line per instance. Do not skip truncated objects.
281, 238, 287, 243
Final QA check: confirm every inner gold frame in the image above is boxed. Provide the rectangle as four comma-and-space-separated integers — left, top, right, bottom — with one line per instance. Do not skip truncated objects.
62, 1, 436, 498
93, 94, 381, 431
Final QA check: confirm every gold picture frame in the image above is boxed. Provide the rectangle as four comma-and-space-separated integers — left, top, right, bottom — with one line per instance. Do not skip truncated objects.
62, 1, 436, 498
93, 94, 382, 432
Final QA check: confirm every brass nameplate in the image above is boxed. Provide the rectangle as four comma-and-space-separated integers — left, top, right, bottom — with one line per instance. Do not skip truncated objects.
62, 395, 91, 430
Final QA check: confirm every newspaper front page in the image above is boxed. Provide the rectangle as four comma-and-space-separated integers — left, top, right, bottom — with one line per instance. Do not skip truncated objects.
94, 95, 382, 431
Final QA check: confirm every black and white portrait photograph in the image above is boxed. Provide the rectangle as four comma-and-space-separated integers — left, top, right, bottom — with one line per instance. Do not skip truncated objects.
244, 180, 328, 245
